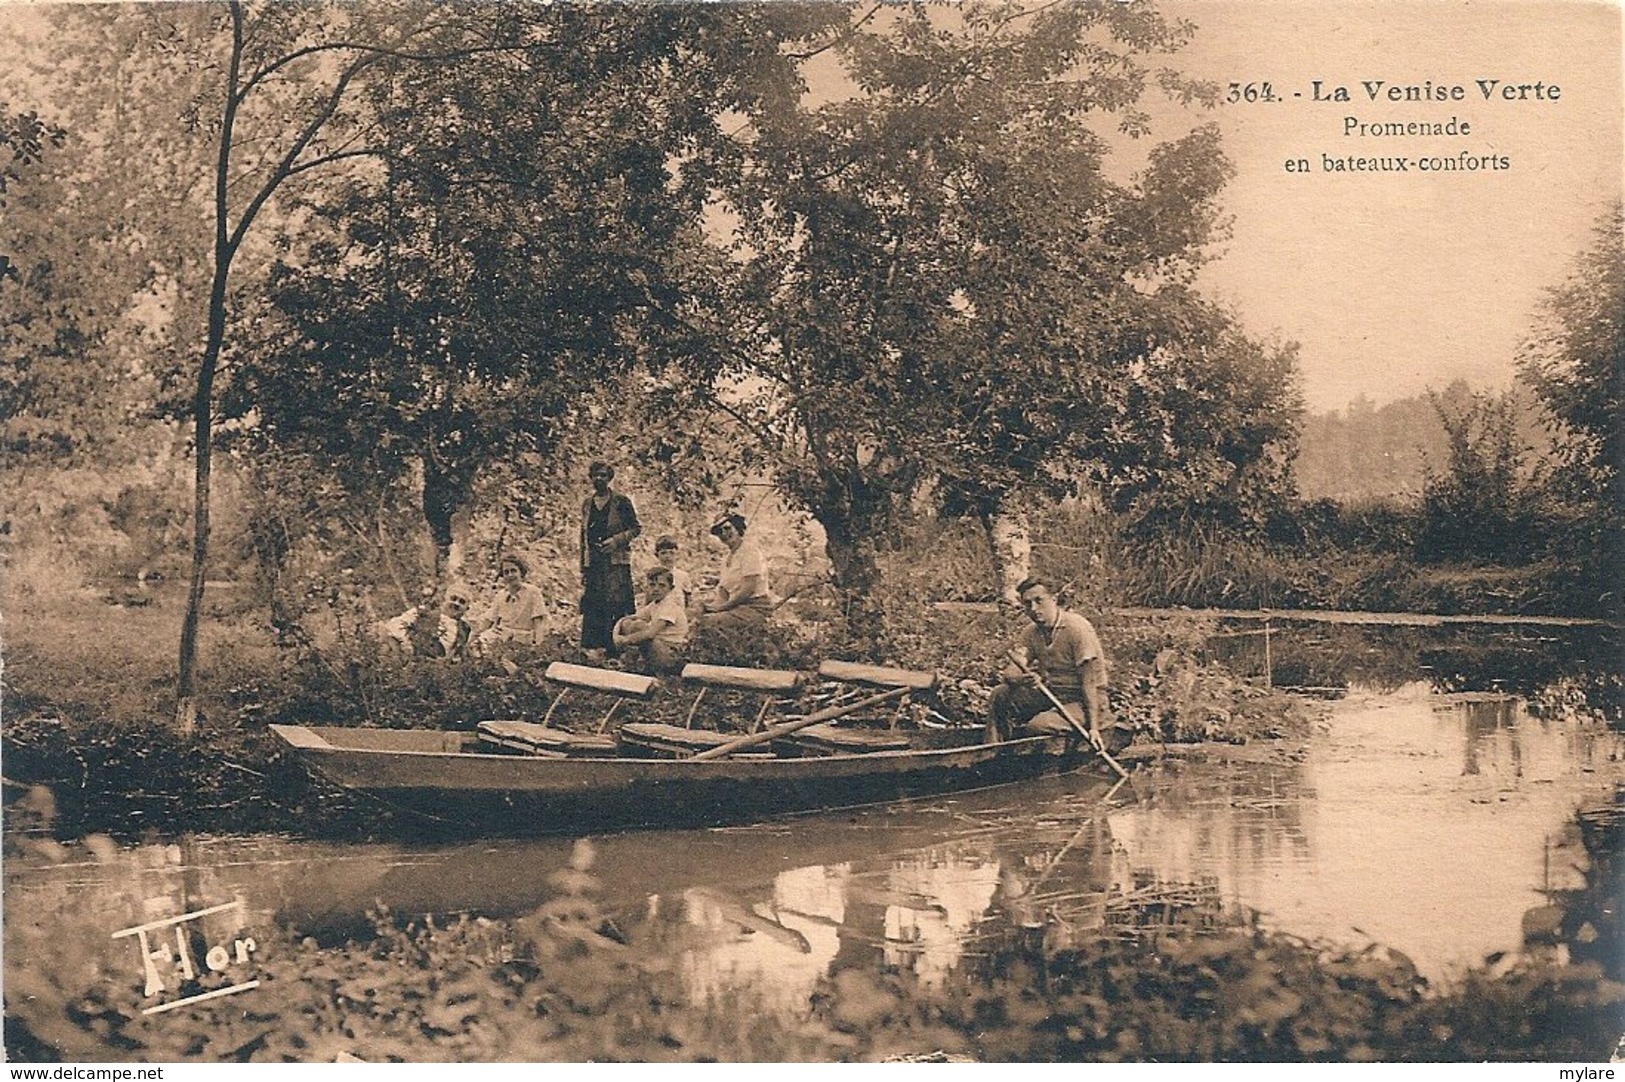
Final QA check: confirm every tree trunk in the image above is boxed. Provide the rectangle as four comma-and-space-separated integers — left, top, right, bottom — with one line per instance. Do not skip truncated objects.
819, 504, 885, 652
446, 503, 473, 582
176, 2, 250, 733
175, 279, 231, 732
175, 2, 420, 725
422, 456, 468, 581
982, 505, 1032, 605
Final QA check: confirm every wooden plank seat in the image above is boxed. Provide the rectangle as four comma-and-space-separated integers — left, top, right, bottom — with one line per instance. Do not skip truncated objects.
679, 663, 804, 693
544, 662, 660, 697
777, 722, 912, 757
617, 722, 773, 759
809, 660, 939, 730
477, 720, 618, 758
677, 663, 807, 732
538, 662, 660, 730
816, 660, 938, 691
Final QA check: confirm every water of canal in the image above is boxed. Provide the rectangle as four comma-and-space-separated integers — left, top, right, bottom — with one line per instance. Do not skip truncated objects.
6, 623, 1621, 1015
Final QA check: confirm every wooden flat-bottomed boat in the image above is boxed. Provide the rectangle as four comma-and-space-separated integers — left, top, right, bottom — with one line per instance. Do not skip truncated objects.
269, 724, 1089, 834
269, 660, 1104, 835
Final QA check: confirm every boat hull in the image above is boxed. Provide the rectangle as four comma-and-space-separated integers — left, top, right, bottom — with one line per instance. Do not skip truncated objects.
270, 724, 1094, 835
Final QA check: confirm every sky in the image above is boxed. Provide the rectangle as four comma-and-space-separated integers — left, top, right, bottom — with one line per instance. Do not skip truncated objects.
1151, 0, 1623, 412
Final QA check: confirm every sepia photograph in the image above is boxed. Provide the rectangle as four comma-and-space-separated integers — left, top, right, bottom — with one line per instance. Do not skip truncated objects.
1, 0, 1620, 1066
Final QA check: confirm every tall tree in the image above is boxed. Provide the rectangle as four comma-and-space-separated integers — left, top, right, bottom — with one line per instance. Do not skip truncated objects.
226, 4, 829, 584
1516, 202, 1624, 610
702, 0, 1290, 629
1517, 205, 1624, 516
155, 0, 500, 729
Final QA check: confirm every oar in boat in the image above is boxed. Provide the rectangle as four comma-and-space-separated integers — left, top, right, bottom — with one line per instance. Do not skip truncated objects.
688, 685, 913, 762
1004, 651, 1130, 780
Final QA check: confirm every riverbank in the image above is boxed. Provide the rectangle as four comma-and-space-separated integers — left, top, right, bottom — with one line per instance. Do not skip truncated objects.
2, 584, 1323, 841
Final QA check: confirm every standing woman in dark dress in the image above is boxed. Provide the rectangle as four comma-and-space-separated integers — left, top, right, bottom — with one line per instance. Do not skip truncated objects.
580, 461, 640, 657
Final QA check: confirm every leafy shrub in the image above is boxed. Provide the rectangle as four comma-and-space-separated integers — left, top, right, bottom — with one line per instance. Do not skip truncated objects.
1284, 497, 1421, 552
1417, 390, 1548, 565
0, 714, 332, 839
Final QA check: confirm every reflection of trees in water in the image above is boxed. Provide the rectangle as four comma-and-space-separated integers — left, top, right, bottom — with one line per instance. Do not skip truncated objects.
1439, 691, 1621, 783
1212, 624, 1428, 693
1420, 628, 1620, 714
1454, 697, 1518, 777
1111, 760, 1311, 862
1211, 623, 1621, 721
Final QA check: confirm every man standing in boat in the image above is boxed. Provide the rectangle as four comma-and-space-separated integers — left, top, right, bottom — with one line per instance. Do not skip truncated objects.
988, 576, 1118, 750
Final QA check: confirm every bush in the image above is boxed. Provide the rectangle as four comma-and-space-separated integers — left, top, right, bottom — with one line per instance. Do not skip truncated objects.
0, 714, 327, 839
1417, 390, 1547, 565
1283, 497, 1421, 552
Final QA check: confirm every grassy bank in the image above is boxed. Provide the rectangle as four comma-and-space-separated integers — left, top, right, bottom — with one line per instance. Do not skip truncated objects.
2, 566, 1318, 840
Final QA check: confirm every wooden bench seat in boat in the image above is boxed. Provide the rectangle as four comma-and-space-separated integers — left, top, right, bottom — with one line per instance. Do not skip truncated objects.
616, 722, 773, 759
777, 723, 912, 756
676, 663, 806, 731
537, 662, 660, 730
815, 660, 938, 691
806, 660, 940, 730
476, 720, 618, 757
544, 662, 660, 697
679, 663, 804, 693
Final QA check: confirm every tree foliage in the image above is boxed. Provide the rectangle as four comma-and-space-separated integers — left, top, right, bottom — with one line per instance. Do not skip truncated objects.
1514, 203, 1624, 612
165, 0, 502, 727
696, 0, 1296, 628
4, 0, 1315, 694
1518, 203, 1624, 520
0, 105, 65, 281
227, 3, 832, 570
1085, 289, 1301, 537
1294, 382, 1559, 503
0, 7, 248, 461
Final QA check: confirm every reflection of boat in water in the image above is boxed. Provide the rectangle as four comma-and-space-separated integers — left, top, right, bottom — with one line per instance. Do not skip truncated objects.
3, 774, 1124, 952
269, 725, 1099, 836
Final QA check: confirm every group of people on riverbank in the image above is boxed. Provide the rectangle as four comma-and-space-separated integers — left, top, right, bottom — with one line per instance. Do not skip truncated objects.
379, 552, 547, 661
383, 462, 1126, 752
383, 461, 774, 674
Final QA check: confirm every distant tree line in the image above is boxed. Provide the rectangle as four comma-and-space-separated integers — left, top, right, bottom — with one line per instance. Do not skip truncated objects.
1289, 203, 1619, 611
1296, 383, 1553, 503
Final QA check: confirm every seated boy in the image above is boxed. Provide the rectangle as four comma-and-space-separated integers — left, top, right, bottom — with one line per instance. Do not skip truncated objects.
655, 534, 694, 612
612, 566, 690, 674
